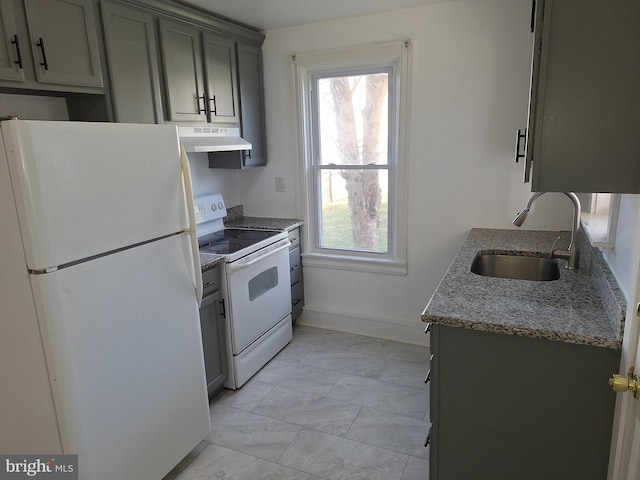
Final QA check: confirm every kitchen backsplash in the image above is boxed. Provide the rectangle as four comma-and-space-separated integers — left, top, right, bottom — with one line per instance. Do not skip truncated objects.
225, 205, 243, 222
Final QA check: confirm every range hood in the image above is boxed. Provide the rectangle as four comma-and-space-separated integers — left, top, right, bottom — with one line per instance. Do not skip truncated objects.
178, 126, 251, 153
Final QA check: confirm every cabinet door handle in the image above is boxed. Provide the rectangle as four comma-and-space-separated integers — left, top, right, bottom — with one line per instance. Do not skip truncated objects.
11, 35, 23, 69
209, 95, 217, 115
530, 0, 536, 33
424, 369, 431, 383
424, 426, 432, 447
424, 323, 432, 334
219, 299, 226, 318
197, 94, 207, 114
36, 37, 48, 70
515, 128, 526, 163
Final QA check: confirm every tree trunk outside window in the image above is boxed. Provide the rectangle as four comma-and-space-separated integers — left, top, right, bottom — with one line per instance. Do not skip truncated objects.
329, 74, 387, 251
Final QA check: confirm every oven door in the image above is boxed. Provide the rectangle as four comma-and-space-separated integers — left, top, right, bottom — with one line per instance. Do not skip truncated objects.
224, 239, 292, 354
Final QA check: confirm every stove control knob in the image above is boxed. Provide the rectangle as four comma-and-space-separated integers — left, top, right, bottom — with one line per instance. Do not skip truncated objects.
218, 201, 224, 210
211, 203, 217, 211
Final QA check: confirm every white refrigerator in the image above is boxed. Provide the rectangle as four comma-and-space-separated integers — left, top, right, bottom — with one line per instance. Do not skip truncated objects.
0, 120, 210, 479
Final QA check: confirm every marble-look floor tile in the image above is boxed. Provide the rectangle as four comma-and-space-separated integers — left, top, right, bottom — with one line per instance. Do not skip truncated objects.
293, 325, 362, 350
327, 374, 429, 419
214, 380, 274, 411
389, 342, 430, 364
402, 456, 430, 480
346, 407, 430, 459
207, 404, 301, 461
279, 429, 408, 480
252, 360, 343, 395
274, 340, 318, 363
300, 347, 389, 379
168, 443, 311, 480
253, 386, 362, 436
162, 441, 210, 480
379, 358, 429, 390
349, 336, 429, 364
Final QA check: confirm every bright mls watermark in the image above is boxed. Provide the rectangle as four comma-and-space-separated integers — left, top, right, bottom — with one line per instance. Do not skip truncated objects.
0, 455, 77, 479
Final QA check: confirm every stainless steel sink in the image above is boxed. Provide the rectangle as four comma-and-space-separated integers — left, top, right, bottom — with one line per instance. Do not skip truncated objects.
471, 252, 560, 281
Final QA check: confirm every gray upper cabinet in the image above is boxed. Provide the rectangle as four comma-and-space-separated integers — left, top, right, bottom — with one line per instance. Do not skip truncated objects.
0, 0, 104, 90
159, 20, 242, 126
202, 33, 238, 124
0, 0, 24, 81
237, 43, 266, 167
158, 18, 207, 123
101, 1, 163, 123
23, 0, 103, 87
518, 0, 640, 193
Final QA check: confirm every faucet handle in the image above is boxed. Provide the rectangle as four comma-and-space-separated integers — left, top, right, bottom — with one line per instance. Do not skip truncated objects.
550, 235, 562, 254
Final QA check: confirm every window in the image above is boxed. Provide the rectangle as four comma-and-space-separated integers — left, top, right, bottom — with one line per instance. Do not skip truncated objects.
291, 42, 411, 275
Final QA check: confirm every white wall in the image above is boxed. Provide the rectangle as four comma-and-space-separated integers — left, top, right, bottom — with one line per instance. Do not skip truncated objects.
243, 0, 578, 344
0, 93, 68, 121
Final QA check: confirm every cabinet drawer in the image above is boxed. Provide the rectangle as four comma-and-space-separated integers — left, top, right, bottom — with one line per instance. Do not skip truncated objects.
202, 265, 220, 296
291, 280, 304, 318
289, 245, 301, 270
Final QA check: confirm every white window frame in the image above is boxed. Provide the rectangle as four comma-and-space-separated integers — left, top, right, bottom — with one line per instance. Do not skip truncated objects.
290, 41, 411, 275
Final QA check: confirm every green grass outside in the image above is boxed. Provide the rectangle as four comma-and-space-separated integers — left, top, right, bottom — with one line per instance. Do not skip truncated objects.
321, 199, 388, 252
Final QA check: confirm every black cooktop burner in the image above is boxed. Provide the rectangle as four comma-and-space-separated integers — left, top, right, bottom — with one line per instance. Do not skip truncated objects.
198, 228, 280, 255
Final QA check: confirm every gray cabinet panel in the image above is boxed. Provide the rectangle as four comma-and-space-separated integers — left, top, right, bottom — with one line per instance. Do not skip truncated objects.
521, 0, 640, 193
23, 0, 103, 87
236, 43, 266, 167
101, 1, 162, 123
429, 324, 620, 480
203, 32, 238, 124
159, 18, 206, 122
199, 266, 228, 397
0, 0, 24, 81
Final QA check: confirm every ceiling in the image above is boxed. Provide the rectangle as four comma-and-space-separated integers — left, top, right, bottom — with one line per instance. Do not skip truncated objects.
176, 0, 453, 31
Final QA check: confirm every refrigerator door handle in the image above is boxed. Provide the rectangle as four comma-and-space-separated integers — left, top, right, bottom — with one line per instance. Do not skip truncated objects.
180, 144, 203, 307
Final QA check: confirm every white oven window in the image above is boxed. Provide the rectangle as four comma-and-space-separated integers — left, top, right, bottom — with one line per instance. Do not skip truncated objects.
248, 267, 279, 301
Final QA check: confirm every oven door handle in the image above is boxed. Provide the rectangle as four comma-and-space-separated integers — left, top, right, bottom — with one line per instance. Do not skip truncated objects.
180, 144, 203, 307
226, 241, 291, 273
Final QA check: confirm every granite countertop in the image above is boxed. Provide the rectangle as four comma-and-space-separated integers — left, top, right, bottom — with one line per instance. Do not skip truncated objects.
224, 216, 303, 232
421, 228, 626, 349
200, 253, 224, 272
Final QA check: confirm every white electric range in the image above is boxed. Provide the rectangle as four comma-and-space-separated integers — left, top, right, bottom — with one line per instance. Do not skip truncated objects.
195, 194, 292, 389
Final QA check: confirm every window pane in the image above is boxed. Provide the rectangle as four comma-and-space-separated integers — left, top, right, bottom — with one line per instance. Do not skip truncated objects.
318, 169, 388, 253
317, 73, 388, 166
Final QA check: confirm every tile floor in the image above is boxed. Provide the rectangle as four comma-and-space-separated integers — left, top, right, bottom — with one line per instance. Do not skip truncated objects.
164, 325, 431, 480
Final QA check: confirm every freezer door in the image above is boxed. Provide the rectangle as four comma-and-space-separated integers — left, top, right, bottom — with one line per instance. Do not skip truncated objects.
29, 234, 209, 480
2, 120, 187, 271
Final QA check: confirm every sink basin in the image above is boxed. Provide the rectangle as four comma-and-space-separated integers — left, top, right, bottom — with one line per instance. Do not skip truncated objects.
471, 253, 560, 281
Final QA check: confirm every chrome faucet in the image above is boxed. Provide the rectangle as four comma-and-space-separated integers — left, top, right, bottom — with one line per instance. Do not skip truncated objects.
512, 192, 581, 269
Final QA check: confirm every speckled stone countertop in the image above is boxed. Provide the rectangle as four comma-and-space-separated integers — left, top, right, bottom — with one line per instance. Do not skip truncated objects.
225, 216, 303, 232
199, 253, 224, 272
421, 228, 626, 349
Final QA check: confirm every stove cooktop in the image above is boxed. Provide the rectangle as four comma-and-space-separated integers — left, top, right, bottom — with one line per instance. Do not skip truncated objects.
198, 228, 281, 255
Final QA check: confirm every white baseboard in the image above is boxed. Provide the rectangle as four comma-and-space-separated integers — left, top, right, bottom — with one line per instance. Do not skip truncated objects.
295, 306, 429, 347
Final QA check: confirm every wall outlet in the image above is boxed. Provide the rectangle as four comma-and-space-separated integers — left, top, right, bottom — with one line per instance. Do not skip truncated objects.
275, 177, 286, 193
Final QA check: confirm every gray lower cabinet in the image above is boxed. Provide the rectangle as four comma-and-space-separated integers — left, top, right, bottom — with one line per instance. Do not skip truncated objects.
0, 0, 104, 89
428, 323, 620, 480
101, 1, 163, 123
288, 227, 304, 321
199, 265, 228, 397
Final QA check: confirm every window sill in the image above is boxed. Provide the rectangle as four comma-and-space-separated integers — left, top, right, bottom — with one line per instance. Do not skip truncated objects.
580, 194, 620, 249
301, 252, 407, 276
